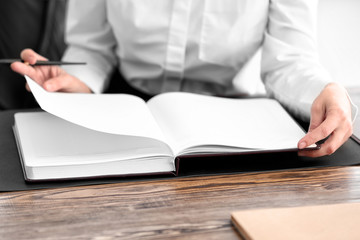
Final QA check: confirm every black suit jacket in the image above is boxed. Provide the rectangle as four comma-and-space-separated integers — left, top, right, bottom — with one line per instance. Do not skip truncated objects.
0, 0, 67, 109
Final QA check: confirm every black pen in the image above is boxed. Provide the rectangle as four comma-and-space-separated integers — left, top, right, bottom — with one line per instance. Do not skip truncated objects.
0, 59, 86, 66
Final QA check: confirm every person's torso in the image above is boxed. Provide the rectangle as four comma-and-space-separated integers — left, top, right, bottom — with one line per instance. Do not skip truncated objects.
107, 0, 269, 96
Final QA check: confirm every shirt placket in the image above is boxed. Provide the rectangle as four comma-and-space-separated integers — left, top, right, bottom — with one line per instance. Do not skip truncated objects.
161, 0, 192, 92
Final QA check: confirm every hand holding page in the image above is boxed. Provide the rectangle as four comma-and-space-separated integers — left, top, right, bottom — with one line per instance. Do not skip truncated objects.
13, 76, 313, 181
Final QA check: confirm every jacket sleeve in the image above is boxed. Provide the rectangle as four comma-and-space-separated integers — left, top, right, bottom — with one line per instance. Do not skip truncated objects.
62, 0, 117, 93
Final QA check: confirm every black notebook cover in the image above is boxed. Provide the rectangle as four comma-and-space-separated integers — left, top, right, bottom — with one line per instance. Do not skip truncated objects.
1, 109, 360, 192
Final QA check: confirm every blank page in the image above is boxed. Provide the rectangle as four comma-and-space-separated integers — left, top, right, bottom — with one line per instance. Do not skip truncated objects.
25, 75, 165, 141
148, 92, 306, 155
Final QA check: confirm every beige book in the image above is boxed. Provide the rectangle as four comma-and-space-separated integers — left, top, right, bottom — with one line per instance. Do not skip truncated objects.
231, 202, 360, 240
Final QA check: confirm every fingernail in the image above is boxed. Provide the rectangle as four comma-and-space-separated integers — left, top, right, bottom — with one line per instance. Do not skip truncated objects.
28, 57, 36, 65
45, 82, 53, 91
298, 142, 307, 149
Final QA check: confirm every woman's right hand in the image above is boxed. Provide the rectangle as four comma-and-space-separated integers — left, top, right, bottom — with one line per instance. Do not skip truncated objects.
11, 49, 92, 93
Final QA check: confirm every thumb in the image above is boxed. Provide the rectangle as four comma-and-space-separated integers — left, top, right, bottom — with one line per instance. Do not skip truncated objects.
42, 75, 92, 93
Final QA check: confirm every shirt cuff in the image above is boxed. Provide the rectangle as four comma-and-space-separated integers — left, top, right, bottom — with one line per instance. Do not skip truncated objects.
345, 90, 359, 124
62, 46, 115, 93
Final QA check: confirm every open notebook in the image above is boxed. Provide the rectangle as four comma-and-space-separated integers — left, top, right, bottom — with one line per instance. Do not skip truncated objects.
13, 76, 315, 181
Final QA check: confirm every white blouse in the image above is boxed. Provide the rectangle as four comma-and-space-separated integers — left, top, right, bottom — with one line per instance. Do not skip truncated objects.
62, 0, 334, 120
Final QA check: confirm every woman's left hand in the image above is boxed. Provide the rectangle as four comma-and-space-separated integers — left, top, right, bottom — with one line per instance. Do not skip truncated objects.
298, 83, 353, 157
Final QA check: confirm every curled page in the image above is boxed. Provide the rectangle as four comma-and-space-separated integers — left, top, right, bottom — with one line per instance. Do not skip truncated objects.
25, 75, 165, 142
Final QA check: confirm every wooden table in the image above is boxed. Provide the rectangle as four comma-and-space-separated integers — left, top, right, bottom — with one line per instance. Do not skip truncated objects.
1, 165, 360, 240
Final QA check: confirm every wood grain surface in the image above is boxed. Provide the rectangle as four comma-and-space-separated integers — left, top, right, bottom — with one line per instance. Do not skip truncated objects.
1, 166, 360, 240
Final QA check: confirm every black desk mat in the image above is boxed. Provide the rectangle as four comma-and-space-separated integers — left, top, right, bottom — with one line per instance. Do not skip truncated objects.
1, 109, 360, 192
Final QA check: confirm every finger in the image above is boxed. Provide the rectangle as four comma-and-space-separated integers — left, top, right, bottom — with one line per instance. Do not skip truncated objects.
43, 75, 92, 93
43, 75, 70, 92
299, 119, 353, 157
298, 128, 350, 157
10, 62, 39, 81
20, 48, 47, 65
25, 83, 31, 92
298, 116, 338, 149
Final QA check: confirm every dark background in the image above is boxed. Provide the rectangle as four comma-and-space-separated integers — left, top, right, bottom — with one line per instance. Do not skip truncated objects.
0, 0, 67, 110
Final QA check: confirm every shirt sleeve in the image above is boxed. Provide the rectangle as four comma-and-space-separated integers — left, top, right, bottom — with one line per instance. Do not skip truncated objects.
61, 0, 117, 93
261, 0, 332, 121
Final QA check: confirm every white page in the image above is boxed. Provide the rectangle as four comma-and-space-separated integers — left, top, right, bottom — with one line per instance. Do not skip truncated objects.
14, 112, 174, 166
14, 112, 175, 180
148, 92, 306, 155
25, 75, 165, 142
